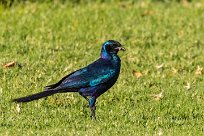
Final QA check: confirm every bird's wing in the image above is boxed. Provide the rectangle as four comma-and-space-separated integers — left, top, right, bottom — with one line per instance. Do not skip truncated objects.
52, 58, 117, 90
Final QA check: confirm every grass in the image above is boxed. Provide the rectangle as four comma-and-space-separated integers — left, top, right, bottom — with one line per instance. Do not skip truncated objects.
0, 1, 204, 135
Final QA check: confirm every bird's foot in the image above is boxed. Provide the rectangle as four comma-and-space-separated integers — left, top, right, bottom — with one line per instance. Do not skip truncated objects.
90, 106, 96, 120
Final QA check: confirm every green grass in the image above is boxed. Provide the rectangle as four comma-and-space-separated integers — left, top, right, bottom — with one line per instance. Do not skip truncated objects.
1, 1, 204, 135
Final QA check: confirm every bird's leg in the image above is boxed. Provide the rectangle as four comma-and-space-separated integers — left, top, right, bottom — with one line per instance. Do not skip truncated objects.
79, 92, 89, 101
89, 96, 96, 120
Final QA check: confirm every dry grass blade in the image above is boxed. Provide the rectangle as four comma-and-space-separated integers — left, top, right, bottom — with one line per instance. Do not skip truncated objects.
155, 64, 164, 70
3, 61, 16, 68
16, 104, 21, 113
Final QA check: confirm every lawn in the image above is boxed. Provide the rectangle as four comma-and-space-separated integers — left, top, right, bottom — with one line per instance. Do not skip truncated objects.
0, 0, 204, 135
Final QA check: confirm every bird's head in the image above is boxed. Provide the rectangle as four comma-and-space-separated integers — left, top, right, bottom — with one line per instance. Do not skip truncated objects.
101, 40, 125, 59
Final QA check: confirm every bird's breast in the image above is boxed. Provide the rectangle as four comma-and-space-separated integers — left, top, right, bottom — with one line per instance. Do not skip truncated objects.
111, 55, 121, 70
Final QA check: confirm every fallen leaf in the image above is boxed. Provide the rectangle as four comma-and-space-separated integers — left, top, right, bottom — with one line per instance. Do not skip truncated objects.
132, 70, 143, 78
152, 91, 164, 101
195, 65, 203, 75
3, 61, 16, 68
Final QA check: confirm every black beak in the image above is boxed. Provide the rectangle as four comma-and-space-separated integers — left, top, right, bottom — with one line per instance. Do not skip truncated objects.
116, 46, 126, 51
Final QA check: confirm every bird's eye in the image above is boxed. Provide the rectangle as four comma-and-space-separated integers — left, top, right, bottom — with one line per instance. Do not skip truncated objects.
105, 45, 112, 51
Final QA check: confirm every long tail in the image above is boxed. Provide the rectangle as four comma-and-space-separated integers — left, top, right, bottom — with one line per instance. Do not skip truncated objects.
13, 89, 59, 103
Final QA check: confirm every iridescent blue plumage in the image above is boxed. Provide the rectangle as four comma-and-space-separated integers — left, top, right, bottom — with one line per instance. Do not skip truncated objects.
13, 40, 125, 119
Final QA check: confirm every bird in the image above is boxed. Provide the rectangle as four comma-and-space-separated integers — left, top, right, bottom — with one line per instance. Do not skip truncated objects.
13, 40, 125, 119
